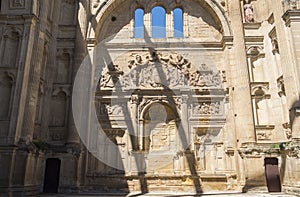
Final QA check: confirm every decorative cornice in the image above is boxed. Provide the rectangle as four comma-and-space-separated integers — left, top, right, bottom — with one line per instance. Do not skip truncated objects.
282, 10, 300, 27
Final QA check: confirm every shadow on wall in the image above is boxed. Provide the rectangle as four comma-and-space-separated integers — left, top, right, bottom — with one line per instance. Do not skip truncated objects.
289, 97, 300, 133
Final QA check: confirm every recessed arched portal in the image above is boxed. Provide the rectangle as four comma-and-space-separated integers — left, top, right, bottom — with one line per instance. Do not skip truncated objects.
141, 101, 178, 152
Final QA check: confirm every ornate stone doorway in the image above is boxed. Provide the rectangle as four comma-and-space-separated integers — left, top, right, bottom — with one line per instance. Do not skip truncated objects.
43, 158, 61, 193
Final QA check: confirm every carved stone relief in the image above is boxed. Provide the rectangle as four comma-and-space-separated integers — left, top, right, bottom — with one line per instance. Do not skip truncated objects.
194, 128, 223, 171
99, 64, 123, 88
277, 76, 285, 97
9, 0, 26, 9
98, 52, 223, 89
192, 102, 222, 116
283, 122, 292, 140
49, 128, 67, 142
282, 0, 300, 11
99, 103, 125, 116
244, 2, 254, 23
255, 125, 274, 140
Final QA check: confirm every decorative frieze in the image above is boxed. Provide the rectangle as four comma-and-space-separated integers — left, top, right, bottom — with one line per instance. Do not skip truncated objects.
49, 129, 67, 142
282, 0, 300, 12
255, 125, 274, 140
192, 102, 222, 116
98, 52, 223, 90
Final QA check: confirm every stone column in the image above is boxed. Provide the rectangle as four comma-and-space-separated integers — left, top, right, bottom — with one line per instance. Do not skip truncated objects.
139, 120, 144, 150
20, 30, 46, 141
67, 0, 89, 144
40, 0, 61, 141
131, 95, 139, 151
166, 10, 172, 38
181, 94, 190, 149
281, 8, 300, 139
144, 10, 151, 38
8, 16, 38, 144
228, 0, 256, 144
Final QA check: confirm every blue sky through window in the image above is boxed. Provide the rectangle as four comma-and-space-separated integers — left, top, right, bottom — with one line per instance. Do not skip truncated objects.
134, 8, 144, 38
174, 8, 184, 38
152, 6, 166, 38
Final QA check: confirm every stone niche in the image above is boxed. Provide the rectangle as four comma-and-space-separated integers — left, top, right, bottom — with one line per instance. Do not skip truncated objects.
0, 30, 20, 68
55, 51, 71, 84
59, 0, 76, 25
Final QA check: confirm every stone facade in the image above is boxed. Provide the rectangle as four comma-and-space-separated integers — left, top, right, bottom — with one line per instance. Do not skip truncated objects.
0, 0, 300, 196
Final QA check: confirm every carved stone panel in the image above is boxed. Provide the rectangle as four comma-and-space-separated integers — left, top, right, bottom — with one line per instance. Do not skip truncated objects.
9, 0, 26, 9
98, 52, 223, 90
192, 101, 223, 116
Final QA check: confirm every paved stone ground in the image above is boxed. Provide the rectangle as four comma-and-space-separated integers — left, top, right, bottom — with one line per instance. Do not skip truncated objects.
40, 192, 298, 197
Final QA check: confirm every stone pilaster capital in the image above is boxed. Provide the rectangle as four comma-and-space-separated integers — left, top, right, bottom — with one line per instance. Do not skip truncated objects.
181, 95, 189, 104
131, 95, 140, 104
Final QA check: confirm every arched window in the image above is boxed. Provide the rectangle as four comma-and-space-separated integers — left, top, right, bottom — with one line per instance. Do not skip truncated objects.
152, 6, 166, 38
174, 8, 184, 38
134, 8, 144, 38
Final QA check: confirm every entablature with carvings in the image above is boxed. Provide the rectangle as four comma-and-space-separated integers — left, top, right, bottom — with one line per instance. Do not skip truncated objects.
98, 52, 226, 92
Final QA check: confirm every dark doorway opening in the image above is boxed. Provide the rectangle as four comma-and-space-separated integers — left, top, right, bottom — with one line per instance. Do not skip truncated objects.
264, 157, 281, 192
43, 158, 61, 193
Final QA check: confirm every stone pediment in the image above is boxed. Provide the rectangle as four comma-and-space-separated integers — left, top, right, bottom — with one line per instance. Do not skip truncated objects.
98, 52, 224, 90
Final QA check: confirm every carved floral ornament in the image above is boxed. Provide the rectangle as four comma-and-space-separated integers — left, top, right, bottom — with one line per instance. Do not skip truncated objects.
99, 52, 225, 89
282, 0, 300, 11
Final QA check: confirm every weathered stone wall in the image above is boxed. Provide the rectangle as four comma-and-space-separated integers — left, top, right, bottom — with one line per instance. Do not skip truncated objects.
0, 0, 299, 196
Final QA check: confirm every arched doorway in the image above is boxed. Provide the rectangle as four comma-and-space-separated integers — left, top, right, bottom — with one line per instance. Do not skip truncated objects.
43, 158, 61, 193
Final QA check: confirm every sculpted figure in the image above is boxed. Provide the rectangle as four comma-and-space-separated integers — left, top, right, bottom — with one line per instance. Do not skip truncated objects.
244, 3, 254, 23
169, 54, 191, 75
190, 71, 206, 87
100, 72, 114, 88
128, 55, 148, 68
211, 72, 222, 86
